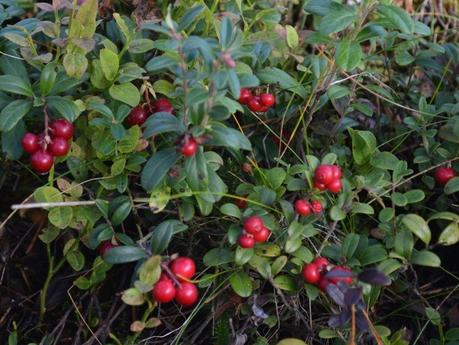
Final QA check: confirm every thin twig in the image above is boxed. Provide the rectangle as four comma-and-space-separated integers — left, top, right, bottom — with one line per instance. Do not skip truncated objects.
11, 200, 97, 210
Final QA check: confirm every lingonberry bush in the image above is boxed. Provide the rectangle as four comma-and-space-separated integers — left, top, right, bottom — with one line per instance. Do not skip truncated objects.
1, 0, 458, 344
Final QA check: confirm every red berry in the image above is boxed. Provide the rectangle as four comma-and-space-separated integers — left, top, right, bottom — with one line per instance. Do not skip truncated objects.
51, 119, 74, 139
239, 88, 252, 105
327, 179, 343, 193
238, 234, 255, 248
175, 282, 198, 307
30, 150, 53, 173
49, 137, 70, 157
243, 216, 264, 234
435, 167, 456, 186
314, 165, 335, 186
311, 200, 322, 214
260, 93, 275, 107
302, 263, 320, 284
98, 241, 117, 257
235, 198, 247, 209
329, 266, 353, 285
295, 200, 312, 216
154, 98, 173, 113
331, 165, 342, 180
143, 102, 156, 115
126, 106, 148, 126
314, 181, 327, 191
22, 133, 39, 154
159, 272, 172, 282
170, 257, 196, 281
248, 97, 265, 112
180, 136, 198, 157
253, 227, 270, 243
318, 276, 330, 291
153, 279, 176, 303
312, 257, 329, 271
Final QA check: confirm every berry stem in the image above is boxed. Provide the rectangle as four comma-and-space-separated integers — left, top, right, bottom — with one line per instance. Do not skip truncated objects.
43, 105, 51, 148
160, 262, 182, 288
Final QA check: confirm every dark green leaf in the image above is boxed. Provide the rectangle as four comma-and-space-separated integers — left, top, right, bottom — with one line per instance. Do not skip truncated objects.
229, 271, 252, 297
141, 148, 180, 191
203, 247, 234, 267
47, 96, 80, 122
150, 221, 174, 254
104, 246, 146, 264
142, 112, 185, 138
0, 99, 32, 132
0, 74, 33, 96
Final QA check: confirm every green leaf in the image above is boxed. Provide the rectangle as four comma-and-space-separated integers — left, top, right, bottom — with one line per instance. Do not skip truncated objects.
445, 177, 459, 195
121, 287, 145, 306
229, 271, 252, 297
220, 203, 241, 219
286, 25, 299, 48
2, 120, 25, 159
0, 74, 33, 96
327, 85, 349, 100
48, 207, 73, 229
341, 233, 360, 259
266, 167, 286, 189
209, 124, 251, 150
227, 69, 240, 99
319, 6, 356, 35
47, 96, 80, 122
141, 148, 180, 192
219, 16, 233, 49
100, 48, 119, 81
271, 255, 288, 276
425, 307, 441, 326
142, 112, 185, 138
330, 205, 346, 221
235, 247, 254, 266
40, 63, 57, 96
370, 152, 399, 170
378, 5, 414, 34
34, 186, 63, 203
438, 222, 459, 246
109, 196, 132, 226
109, 82, 140, 107
392, 192, 407, 207
277, 338, 307, 345
257, 67, 307, 98
145, 56, 177, 72
351, 203, 374, 215
66, 250, 85, 271
359, 245, 387, 265
139, 255, 161, 286
394, 230, 413, 259
178, 5, 205, 32
39, 226, 60, 244
411, 249, 441, 267
274, 275, 296, 292
150, 221, 174, 254
402, 214, 431, 245
336, 39, 362, 71
0, 99, 32, 132
203, 247, 234, 267
379, 208, 394, 222
128, 39, 155, 54
104, 246, 147, 264
63, 52, 88, 79
348, 128, 377, 165
404, 189, 425, 204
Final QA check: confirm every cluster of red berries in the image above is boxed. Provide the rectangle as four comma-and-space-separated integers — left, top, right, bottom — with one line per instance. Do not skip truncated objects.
21, 119, 74, 174
126, 98, 173, 127
295, 199, 322, 216
434, 166, 456, 186
152, 257, 199, 307
178, 135, 198, 157
238, 88, 275, 113
302, 257, 353, 291
238, 215, 271, 248
314, 164, 343, 193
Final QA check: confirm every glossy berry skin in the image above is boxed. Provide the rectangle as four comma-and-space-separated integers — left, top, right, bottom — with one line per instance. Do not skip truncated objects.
435, 167, 456, 186
154, 98, 173, 113
314, 181, 327, 191
22, 133, 39, 154
327, 179, 343, 193
260, 93, 275, 107
153, 279, 176, 303
239, 88, 252, 105
49, 137, 70, 157
243, 216, 264, 234
253, 227, 270, 243
98, 241, 117, 257
318, 276, 330, 291
180, 137, 198, 157
126, 106, 148, 126
175, 282, 198, 307
312, 257, 329, 271
51, 119, 74, 139
235, 198, 247, 209
238, 234, 255, 248
248, 97, 265, 112
331, 165, 342, 180
170, 257, 196, 281
314, 165, 335, 186
311, 200, 322, 214
295, 200, 311, 216
302, 263, 320, 284
329, 266, 353, 285
159, 272, 172, 282
30, 150, 53, 173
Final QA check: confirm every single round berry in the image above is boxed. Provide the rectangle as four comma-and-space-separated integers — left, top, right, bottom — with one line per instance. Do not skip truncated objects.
248, 97, 265, 112
51, 119, 74, 139
312, 257, 329, 271
49, 137, 70, 157
170, 257, 196, 281
302, 263, 320, 284
331, 165, 342, 180
153, 279, 176, 303
434, 167, 456, 186
22, 133, 39, 154
239, 88, 252, 105
327, 179, 343, 193
238, 234, 255, 248
311, 200, 322, 214
126, 106, 148, 126
318, 276, 330, 291
175, 282, 198, 307
253, 227, 270, 243
98, 241, 117, 257
154, 98, 173, 113
314, 165, 335, 186
30, 150, 54, 173
235, 198, 247, 209
329, 266, 353, 285
295, 200, 312, 216
180, 137, 198, 157
260, 93, 275, 107
243, 216, 264, 234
